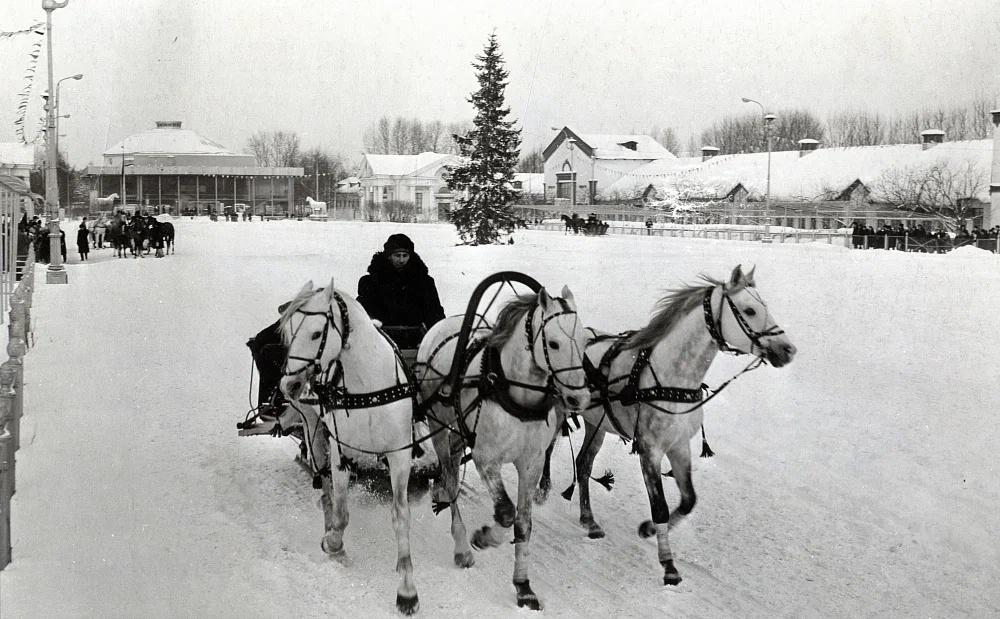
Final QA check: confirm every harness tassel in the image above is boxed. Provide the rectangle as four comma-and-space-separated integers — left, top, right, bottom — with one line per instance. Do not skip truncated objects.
593, 470, 615, 491
560, 481, 575, 501
431, 500, 451, 515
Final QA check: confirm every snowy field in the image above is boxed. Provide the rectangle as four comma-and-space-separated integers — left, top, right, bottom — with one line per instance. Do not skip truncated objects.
2, 218, 999, 618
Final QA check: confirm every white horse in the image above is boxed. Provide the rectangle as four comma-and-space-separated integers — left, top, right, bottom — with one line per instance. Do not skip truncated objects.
95, 193, 119, 210
305, 196, 327, 216
555, 265, 796, 586
278, 278, 420, 615
414, 287, 590, 611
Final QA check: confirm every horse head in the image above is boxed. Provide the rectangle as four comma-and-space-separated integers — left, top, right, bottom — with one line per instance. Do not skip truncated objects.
278, 277, 346, 401
529, 286, 591, 412
716, 265, 796, 367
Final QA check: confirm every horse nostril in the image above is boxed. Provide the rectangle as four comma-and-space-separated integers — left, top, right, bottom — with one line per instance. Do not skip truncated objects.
565, 395, 580, 409
784, 344, 797, 357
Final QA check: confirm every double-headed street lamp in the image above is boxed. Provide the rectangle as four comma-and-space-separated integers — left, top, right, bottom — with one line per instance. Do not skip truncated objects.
43, 0, 71, 284
741, 97, 777, 240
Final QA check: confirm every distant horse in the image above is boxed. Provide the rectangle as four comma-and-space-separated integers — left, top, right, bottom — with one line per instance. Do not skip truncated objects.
305, 196, 327, 217
278, 278, 420, 615
548, 265, 796, 587
161, 221, 175, 254
108, 215, 128, 258
560, 214, 581, 234
128, 219, 146, 258
95, 193, 119, 210
414, 287, 590, 611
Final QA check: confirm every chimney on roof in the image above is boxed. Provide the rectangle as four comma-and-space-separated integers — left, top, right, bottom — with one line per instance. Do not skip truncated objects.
920, 129, 944, 150
991, 110, 1000, 127
797, 138, 819, 157
701, 146, 720, 162
156, 121, 182, 129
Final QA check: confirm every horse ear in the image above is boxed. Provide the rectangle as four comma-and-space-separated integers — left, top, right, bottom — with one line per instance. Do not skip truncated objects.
745, 265, 757, 286
560, 284, 575, 305
299, 280, 314, 296
538, 287, 551, 310
326, 277, 337, 300
729, 264, 746, 289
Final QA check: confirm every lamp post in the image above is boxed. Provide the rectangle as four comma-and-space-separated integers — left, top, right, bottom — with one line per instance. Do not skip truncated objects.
43, 0, 71, 284
550, 126, 578, 217
742, 98, 776, 241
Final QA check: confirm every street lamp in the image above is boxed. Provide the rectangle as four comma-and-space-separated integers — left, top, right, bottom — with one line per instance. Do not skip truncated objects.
741, 98, 776, 240
43, 0, 71, 284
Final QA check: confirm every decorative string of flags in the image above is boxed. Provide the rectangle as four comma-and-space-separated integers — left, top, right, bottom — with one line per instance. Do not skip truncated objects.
9, 22, 47, 145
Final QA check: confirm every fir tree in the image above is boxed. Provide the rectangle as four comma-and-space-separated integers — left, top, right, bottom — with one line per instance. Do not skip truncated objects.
446, 33, 521, 245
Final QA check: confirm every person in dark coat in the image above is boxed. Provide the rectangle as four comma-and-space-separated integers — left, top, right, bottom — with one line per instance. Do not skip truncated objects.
76, 220, 90, 260
357, 233, 445, 349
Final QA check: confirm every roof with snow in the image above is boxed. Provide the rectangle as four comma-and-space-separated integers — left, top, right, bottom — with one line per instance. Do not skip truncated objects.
0, 174, 31, 194
543, 127, 675, 162
104, 122, 237, 157
0, 142, 35, 167
362, 152, 461, 177
604, 139, 993, 202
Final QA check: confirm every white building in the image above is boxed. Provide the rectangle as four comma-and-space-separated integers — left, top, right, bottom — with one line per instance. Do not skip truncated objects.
0, 142, 38, 217
358, 152, 462, 222
542, 128, 674, 207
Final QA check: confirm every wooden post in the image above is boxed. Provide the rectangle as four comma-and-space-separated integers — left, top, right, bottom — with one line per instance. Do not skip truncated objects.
0, 429, 12, 569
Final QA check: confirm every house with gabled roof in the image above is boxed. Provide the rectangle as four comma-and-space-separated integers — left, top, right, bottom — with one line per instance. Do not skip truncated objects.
542, 127, 674, 206
359, 152, 463, 222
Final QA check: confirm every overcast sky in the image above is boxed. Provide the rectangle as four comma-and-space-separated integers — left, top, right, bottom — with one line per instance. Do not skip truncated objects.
2, 0, 998, 168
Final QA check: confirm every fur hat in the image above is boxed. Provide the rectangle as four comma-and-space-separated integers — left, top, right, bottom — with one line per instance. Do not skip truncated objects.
383, 233, 415, 254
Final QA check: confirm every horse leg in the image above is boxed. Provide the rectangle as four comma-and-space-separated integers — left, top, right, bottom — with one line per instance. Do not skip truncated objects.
637, 446, 682, 585
511, 452, 547, 611
432, 428, 474, 567
320, 442, 350, 563
385, 449, 419, 615
533, 438, 555, 504
470, 457, 515, 550
664, 442, 696, 528
576, 422, 608, 538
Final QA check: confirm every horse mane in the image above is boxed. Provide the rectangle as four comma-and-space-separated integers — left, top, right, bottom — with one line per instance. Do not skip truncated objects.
623, 275, 723, 350
487, 293, 538, 349
277, 286, 324, 345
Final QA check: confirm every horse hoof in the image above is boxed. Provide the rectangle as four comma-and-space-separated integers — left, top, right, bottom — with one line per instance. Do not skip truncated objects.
454, 551, 475, 568
587, 527, 605, 539
514, 580, 543, 611
663, 572, 683, 586
396, 592, 420, 615
321, 538, 348, 563
637, 520, 656, 538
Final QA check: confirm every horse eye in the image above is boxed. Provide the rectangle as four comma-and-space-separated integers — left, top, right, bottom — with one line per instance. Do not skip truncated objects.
744, 307, 757, 317
548, 340, 560, 350
311, 331, 322, 341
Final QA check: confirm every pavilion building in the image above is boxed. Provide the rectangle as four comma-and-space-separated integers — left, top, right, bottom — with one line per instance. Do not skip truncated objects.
84, 121, 304, 216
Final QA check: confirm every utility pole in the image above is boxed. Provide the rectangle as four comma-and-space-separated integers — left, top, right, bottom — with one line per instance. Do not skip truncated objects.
43, 0, 71, 284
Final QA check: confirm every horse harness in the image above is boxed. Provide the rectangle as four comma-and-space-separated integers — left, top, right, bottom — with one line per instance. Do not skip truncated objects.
283, 290, 418, 413
583, 285, 783, 440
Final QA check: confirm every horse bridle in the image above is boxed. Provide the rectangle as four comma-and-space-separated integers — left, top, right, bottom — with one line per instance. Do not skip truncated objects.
282, 291, 352, 381
703, 285, 784, 357
523, 297, 587, 391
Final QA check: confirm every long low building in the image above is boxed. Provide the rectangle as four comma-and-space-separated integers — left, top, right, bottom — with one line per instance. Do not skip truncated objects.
84, 121, 304, 215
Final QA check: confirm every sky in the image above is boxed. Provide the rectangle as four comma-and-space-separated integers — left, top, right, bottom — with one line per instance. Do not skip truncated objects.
2, 219, 999, 617
1, 0, 998, 168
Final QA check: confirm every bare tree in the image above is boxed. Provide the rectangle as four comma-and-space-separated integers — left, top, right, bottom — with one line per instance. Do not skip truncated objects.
517, 147, 543, 173
872, 159, 988, 227
247, 130, 301, 166
649, 126, 680, 154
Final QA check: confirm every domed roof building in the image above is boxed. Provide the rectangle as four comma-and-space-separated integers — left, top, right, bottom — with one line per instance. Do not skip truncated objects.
85, 121, 304, 216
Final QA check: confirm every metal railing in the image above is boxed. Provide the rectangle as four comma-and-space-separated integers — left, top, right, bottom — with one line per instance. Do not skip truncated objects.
531, 222, 850, 245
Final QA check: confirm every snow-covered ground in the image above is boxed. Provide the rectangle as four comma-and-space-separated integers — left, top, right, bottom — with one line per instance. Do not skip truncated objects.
2, 218, 999, 618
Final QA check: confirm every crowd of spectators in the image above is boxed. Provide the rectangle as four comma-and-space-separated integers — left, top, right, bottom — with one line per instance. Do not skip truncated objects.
849, 221, 1000, 253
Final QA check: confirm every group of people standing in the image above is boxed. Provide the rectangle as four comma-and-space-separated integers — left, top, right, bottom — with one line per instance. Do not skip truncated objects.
850, 221, 1000, 252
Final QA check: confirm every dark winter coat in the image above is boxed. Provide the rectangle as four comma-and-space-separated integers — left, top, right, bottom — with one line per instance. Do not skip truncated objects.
357, 250, 445, 348
77, 226, 90, 252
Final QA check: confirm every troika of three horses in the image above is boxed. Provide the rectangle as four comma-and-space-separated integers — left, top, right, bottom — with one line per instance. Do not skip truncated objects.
238, 266, 797, 614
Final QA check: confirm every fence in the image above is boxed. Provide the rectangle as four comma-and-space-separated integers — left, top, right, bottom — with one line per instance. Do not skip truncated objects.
0, 177, 34, 570
532, 222, 852, 246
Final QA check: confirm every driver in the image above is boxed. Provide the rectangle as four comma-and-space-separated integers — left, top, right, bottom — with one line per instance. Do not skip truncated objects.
356, 233, 445, 349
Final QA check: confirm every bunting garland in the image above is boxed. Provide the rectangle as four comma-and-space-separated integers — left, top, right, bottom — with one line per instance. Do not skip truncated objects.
10, 22, 47, 145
